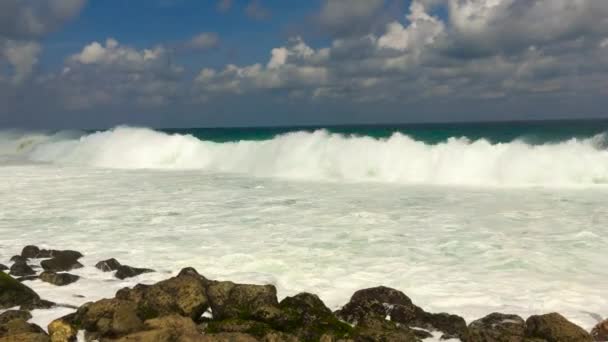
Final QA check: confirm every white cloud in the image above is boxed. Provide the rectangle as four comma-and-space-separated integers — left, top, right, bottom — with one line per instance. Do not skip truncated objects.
70, 38, 166, 70
187, 32, 219, 50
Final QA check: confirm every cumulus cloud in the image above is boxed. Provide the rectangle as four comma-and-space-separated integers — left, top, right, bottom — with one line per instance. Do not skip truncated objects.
186, 32, 220, 50
0, 0, 86, 39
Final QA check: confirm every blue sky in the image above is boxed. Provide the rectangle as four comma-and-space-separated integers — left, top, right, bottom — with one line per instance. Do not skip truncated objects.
1, 0, 608, 128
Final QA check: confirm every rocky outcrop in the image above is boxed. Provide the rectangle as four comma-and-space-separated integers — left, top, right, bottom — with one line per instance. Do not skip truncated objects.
95, 258, 122, 272
592, 319, 608, 341
40, 252, 83, 272
468, 312, 526, 342
206, 281, 278, 321
39, 271, 80, 286
114, 265, 154, 279
525, 312, 592, 342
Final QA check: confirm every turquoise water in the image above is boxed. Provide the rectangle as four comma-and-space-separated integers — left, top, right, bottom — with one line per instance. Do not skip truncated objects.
163, 119, 608, 144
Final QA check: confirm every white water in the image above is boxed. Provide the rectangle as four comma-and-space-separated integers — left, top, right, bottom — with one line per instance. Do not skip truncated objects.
1, 127, 607, 338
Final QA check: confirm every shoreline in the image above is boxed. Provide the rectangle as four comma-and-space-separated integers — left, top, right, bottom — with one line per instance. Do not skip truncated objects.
1, 245, 606, 341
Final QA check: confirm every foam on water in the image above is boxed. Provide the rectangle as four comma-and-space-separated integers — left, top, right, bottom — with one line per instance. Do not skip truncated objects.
1, 127, 608, 338
2, 126, 608, 186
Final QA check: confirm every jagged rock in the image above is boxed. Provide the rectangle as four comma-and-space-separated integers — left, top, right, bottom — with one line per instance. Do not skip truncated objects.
0, 271, 42, 309
0, 318, 46, 338
0, 312, 31, 326
115, 267, 209, 320
525, 312, 592, 342
353, 316, 420, 342
48, 314, 77, 342
206, 281, 279, 320
9, 262, 34, 277
468, 312, 526, 342
592, 319, 608, 341
0, 333, 50, 342
40, 253, 83, 272
0, 264, 7, 271
114, 265, 154, 280
39, 271, 79, 286
111, 315, 203, 341
73, 298, 144, 338
95, 258, 121, 272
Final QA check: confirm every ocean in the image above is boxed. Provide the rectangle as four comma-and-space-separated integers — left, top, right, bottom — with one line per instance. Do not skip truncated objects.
1, 119, 608, 335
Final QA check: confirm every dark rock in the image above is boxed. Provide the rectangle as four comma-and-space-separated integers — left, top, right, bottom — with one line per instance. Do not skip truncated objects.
115, 267, 209, 320
48, 314, 77, 342
468, 312, 526, 342
0, 333, 50, 342
206, 318, 277, 337
0, 311, 31, 325
19, 299, 55, 311
525, 312, 592, 342
0, 318, 46, 338
199, 333, 260, 342
9, 262, 35, 277
95, 258, 121, 272
9, 256, 26, 263
114, 265, 154, 280
0, 271, 42, 309
72, 298, 144, 338
0, 264, 7, 271
592, 319, 608, 341
40, 253, 83, 272
408, 311, 469, 340
108, 315, 204, 342
15, 275, 38, 282
20, 246, 40, 259
353, 316, 420, 342
206, 280, 279, 321
39, 271, 79, 286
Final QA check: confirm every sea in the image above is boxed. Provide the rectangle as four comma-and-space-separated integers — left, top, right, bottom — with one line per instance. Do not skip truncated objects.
1, 119, 607, 337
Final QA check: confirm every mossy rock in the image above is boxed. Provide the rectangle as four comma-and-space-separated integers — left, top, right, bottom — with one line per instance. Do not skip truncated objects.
0, 271, 41, 309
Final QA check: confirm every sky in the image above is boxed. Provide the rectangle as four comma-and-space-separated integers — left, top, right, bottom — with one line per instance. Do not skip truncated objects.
1, 0, 608, 129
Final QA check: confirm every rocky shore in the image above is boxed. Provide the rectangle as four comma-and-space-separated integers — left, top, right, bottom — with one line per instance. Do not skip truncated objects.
0, 245, 606, 342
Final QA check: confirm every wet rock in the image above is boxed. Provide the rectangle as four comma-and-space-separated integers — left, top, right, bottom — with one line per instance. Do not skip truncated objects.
15, 275, 38, 282
525, 312, 592, 342
0, 271, 42, 309
19, 299, 55, 311
353, 316, 420, 342
20, 246, 40, 259
0, 264, 7, 271
0, 332, 50, 342
114, 265, 154, 280
9, 256, 26, 263
115, 267, 209, 320
0, 312, 32, 326
48, 314, 77, 342
21, 246, 81, 260
8, 262, 34, 277
408, 311, 468, 340
206, 281, 279, 321
73, 298, 144, 338
40, 253, 83, 273
468, 312, 526, 342
592, 319, 608, 341
39, 271, 79, 286
0, 318, 46, 338
111, 315, 203, 341
199, 333, 259, 342
95, 258, 121, 272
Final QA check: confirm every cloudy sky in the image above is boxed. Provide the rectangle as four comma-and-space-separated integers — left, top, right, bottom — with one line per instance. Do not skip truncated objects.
1, 0, 607, 128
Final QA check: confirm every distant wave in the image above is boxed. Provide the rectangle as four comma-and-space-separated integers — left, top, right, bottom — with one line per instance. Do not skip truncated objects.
2, 126, 608, 186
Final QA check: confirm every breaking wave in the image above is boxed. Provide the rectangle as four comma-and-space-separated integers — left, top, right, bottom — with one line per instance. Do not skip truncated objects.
2, 126, 608, 186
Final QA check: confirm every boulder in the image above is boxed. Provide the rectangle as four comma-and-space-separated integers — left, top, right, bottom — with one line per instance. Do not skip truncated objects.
39, 272, 79, 286
0, 264, 7, 271
0, 312, 31, 326
8, 262, 34, 277
525, 312, 592, 342
20, 246, 40, 259
95, 258, 121, 272
40, 253, 83, 272
9, 256, 26, 263
111, 315, 204, 342
0, 271, 42, 309
48, 315, 78, 342
206, 281, 279, 321
0, 318, 46, 338
15, 276, 38, 282
0, 333, 50, 342
199, 333, 259, 342
72, 298, 144, 338
591, 319, 608, 341
114, 265, 154, 280
468, 312, 526, 342
353, 316, 420, 342
115, 267, 209, 320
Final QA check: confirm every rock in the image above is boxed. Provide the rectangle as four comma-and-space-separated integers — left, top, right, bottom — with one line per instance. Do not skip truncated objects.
0, 333, 50, 342
114, 265, 154, 280
40, 253, 83, 272
206, 281, 279, 320
19, 299, 55, 311
20, 246, 40, 259
9, 256, 26, 263
48, 315, 77, 342
0, 318, 46, 338
0, 264, 7, 271
468, 312, 526, 342
525, 312, 592, 342
73, 298, 144, 338
592, 319, 608, 341
39, 272, 79, 286
408, 311, 468, 340
95, 258, 121, 272
0, 312, 31, 326
112, 315, 204, 341
115, 267, 209, 320
0, 271, 42, 309
8, 262, 34, 277
15, 276, 38, 282
199, 333, 259, 342
353, 316, 420, 342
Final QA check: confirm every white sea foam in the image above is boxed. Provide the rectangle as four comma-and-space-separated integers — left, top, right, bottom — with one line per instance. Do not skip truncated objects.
1, 126, 608, 186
